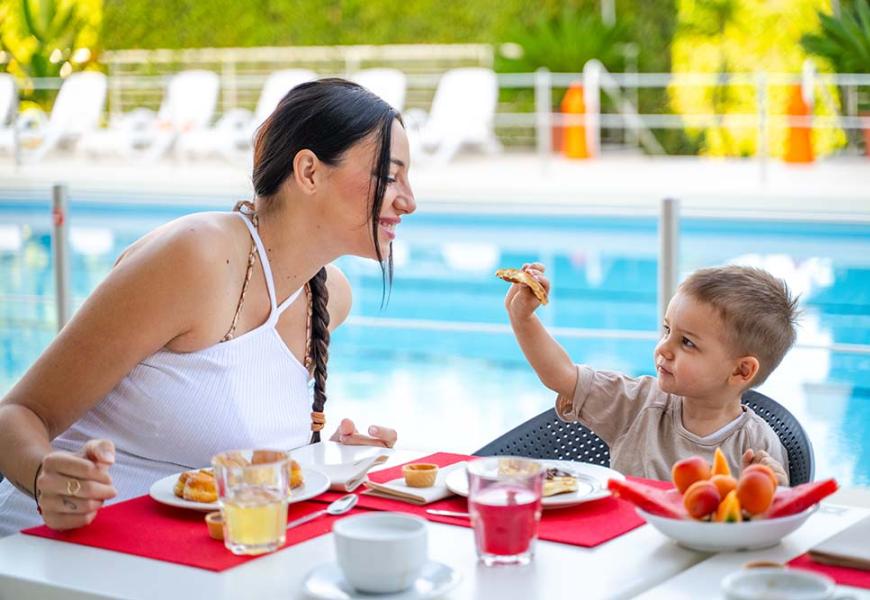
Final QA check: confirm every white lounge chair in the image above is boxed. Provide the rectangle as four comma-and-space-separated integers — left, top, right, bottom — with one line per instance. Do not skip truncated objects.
0, 74, 17, 157
405, 67, 501, 164
0, 71, 106, 161
177, 69, 315, 160
352, 68, 406, 112
80, 70, 219, 161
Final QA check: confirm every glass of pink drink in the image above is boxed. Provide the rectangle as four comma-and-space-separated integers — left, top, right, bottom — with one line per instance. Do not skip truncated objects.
467, 456, 543, 566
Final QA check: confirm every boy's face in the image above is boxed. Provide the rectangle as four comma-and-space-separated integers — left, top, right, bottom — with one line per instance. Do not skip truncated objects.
654, 292, 747, 399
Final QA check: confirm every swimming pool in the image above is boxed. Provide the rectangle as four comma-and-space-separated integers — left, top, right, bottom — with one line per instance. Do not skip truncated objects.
1, 197, 868, 485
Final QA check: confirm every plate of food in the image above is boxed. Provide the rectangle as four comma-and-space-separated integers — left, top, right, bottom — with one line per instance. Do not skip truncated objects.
444, 459, 624, 509
149, 458, 330, 512
608, 448, 839, 552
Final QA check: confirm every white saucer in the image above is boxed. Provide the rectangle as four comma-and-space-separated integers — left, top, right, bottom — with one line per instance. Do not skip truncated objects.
445, 459, 624, 509
302, 560, 461, 600
148, 467, 330, 512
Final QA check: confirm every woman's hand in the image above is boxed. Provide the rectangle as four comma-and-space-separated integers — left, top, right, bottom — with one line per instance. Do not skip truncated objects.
504, 263, 550, 322
742, 448, 789, 486
330, 418, 397, 448
36, 439, 118, 530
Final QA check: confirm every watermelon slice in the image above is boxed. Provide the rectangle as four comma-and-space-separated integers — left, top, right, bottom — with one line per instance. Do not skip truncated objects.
766, 478, 839, 519
607, 478, 688, 519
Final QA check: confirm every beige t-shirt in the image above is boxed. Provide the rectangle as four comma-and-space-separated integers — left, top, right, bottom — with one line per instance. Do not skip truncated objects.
555, 365, 790, 484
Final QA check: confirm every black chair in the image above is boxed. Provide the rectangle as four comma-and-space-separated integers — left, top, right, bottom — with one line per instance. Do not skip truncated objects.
474, 390, 814, 485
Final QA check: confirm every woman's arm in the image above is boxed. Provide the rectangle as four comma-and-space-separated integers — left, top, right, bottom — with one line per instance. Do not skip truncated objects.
0, 215, 231, 527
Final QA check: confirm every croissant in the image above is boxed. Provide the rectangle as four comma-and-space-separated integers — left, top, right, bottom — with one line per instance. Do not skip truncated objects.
182, 471, 218, 503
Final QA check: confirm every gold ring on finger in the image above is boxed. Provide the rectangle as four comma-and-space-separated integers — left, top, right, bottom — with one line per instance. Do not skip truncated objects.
66, 478, 81, 497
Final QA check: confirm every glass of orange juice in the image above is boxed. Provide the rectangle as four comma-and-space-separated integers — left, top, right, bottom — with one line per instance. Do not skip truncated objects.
212, 449, 290, 555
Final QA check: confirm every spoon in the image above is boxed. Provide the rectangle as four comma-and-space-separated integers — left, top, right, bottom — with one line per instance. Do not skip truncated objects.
286, 494, 358, 530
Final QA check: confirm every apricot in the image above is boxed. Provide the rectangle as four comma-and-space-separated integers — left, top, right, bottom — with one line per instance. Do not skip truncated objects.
743, 464, 778, 488
672, 456, 712, 494
737, 471, 775, 515
710, 474, 738, 499
683, 480, 721, 519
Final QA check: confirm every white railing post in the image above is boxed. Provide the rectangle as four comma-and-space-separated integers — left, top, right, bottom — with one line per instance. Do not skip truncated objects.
52, 184, 72, 331
535, 67, 552, 169
658, 198, 679, 327
756, 72, 767, 184
583, 61, 601, 157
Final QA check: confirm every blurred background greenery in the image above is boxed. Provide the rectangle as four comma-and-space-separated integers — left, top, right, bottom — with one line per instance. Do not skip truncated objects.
1, 0, 867, 156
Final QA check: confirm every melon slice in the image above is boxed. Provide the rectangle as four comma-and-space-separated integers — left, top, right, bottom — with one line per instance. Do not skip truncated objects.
766, 478, 839, 519
607, 478, 688, 519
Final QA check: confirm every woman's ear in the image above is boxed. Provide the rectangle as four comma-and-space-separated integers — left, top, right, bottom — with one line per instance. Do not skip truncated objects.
730, 356, 760, 386
292, 149, 319, 194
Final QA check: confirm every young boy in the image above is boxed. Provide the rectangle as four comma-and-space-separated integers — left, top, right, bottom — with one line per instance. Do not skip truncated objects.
505, 263, 798, 485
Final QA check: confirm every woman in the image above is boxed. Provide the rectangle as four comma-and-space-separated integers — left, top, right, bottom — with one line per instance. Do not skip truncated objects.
0, 78, 415, 535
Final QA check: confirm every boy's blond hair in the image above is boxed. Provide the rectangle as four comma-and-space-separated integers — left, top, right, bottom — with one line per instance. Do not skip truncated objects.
679, 265, 799, 386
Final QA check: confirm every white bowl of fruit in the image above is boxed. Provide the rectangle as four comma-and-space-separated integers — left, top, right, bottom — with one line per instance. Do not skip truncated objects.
608, 449, 838, 552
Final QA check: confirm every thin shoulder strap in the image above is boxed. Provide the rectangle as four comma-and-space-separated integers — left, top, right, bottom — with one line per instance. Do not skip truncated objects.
235, 212, 278, 310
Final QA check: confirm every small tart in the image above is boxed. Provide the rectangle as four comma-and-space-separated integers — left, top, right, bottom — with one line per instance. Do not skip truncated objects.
205, 511, 224, 541
402, 463, 439, 488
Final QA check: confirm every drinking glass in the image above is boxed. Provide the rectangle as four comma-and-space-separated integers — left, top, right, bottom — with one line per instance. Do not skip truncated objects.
212, 449, 290, 555
467, 456, 544, 566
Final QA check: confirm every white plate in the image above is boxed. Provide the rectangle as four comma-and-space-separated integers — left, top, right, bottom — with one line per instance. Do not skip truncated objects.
148, 467, 330, 512
721, 567, 836, 600
444, 459, 624, 509
639, 504, 818, 552
302, 560, 461, 600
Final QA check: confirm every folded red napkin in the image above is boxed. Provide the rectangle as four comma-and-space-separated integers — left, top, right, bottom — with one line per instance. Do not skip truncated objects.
315, 452, 668, 548
789, 553, 870, 590
22, 496, 367, 572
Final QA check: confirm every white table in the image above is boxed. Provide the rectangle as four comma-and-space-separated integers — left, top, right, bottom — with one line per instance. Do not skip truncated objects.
0, 450, 865, 600
635, 502, 870, 600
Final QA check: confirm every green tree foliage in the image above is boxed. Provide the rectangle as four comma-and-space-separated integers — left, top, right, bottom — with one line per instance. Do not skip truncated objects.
801, 0, 870, 73
0, 0, 101, 107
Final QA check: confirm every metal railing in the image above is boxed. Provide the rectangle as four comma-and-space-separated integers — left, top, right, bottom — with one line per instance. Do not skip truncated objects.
33, 185, 870, 360
7, 61, 869, 166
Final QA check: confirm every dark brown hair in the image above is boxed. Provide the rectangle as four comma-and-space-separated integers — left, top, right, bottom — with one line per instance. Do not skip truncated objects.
679, 265, 800, 386
252, 78, 399, 442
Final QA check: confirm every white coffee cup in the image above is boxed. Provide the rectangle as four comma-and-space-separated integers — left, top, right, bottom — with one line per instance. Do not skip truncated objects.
722, 567, 840, 600
333, 512, 428, 594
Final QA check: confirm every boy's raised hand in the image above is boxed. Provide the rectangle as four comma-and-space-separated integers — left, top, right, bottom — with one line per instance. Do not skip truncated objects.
505, 263, 550, 321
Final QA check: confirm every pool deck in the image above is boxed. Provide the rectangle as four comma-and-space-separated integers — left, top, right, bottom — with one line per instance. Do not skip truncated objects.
1, 152, 869, 220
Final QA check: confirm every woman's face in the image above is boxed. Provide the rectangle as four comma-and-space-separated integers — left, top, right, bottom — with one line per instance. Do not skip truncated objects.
322, 118, 415, 261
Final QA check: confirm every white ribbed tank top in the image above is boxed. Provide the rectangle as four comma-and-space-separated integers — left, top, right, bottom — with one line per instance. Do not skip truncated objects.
0, 212, 313, 535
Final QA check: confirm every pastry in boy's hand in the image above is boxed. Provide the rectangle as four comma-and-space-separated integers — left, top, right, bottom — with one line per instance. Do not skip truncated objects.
496, 268, 549, 305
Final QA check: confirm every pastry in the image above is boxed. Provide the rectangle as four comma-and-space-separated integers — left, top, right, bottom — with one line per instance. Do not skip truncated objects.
289, 459, 304, 489
402, 463, 439, 488
174, 470, 196, 498
543, 467, 578, 497
183, 470, 219, 503
495, 268, 549, 305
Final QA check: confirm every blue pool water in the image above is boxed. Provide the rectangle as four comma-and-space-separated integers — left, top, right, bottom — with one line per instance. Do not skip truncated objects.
1, 198, 868, 485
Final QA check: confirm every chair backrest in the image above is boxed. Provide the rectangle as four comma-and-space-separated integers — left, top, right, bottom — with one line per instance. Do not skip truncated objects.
474, 408, 611, 466
157, 70, 220, 129
741, 390, 814, 485
254, 69, 316, 126
428, 67, 497, 135
352, 68, 407, 112
474, 390, 814, 485
0, 73, 17, 126
48, 71, 107, 135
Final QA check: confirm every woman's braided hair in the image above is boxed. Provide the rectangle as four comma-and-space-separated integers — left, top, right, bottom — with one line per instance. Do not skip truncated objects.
251, 78, 399, 443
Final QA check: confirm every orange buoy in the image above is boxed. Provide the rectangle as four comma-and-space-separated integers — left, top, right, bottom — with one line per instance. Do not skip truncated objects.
784, 84, 814, 163
561, 83, 591, 159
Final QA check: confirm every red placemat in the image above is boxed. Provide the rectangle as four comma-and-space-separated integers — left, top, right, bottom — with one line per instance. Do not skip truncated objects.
316, 452, 670, 548
22, 496, 368, 572
788, 553, 870, 590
